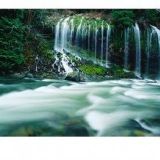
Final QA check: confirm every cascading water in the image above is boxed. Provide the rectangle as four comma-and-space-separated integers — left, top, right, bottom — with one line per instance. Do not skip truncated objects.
145, 28, 154, 77
70, 19, 74, 46
75, 17, 84, 47
82, 23, 87, 49
54, 19, 63, 52
151, 26, 160, 79
54, 17, 113, 68
94, 22, 98, 62
54, 17, 73, 74
106, 24, 111, 67
61, 17, 70, 52
134, 23, 141, 78
54, 16, 160, 79
101, 21, 104, 65
88, 24, 91, 51
124, 28, 130, 70
85, 25, 88, 49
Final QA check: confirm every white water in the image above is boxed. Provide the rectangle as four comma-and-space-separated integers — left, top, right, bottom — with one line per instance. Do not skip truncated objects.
54, 17, 114, 68
70, 18, 74, 46
124, 28, 130, 70
82, 23, 87, 49
106, 24, 111, 67
101, 21, 104, 64
134, 23, 141, 78
151, 26, 160, 79
88, 24, 91, 51
54, 17, 73, 74
54, 19, 63, 52
61, 17, 70, 52
0, 79, 160, 136
75, 17, 84, 47
94, 22, 98, 62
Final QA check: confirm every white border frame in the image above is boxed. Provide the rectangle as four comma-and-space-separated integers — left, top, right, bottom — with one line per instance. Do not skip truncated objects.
0, 0, 160, 9
0, 138, 160, 160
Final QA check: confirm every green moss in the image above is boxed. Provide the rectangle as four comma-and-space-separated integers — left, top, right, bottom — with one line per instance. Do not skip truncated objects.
71, 15, 110, 31
79, 63, 135, 78
79, 64, 107, 76
110, 65, 135, 78
133, 130, 146, 136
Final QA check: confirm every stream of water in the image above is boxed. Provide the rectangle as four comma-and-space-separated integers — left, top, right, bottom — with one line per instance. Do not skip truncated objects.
0, 77, 160, 136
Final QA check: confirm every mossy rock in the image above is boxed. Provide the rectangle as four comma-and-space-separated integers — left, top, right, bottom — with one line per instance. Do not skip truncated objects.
79, 64, 107, 76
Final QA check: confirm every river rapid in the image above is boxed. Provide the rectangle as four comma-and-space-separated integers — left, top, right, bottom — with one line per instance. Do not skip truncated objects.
0, 77, 160, 136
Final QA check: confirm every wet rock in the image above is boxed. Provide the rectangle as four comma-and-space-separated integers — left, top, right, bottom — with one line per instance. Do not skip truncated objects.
25, 73, 34, 78
11, 127, 35, 136
63, 118, 91, 136
11, 73, 25, 79
65, 71, 85, 82
64, 125, 89, 136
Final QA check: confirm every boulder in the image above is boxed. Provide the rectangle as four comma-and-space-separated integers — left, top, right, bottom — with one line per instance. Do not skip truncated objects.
25, 73, 34, 78
65, 71, 85, 82
11, 72, 25, 79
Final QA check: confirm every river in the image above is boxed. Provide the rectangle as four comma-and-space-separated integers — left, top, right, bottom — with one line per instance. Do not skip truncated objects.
0, 77, 160, 136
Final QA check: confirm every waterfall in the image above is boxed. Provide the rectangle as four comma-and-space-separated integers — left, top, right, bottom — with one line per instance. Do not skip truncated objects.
54, 19, 63, 52
88, 25, 91, 51
54, 16, 160, 79
106, 24, 111, 67
151, 26, 160, 79
35, 55, 39, 72
145, 28, 154, 77
134, 23, 141, 78
94, 22, 98, 62
82, 23, 87, 49
61, 17, 70, 53
124, 28, 130, 70
76, 17, 84, 47
54, 17, 73, 74
61, 54, 73, 73
101, 21, 104, 64
145, 29, 150, 77
54, 17, 112, 68
85, 24, 89, 49
70, 19, 74, 46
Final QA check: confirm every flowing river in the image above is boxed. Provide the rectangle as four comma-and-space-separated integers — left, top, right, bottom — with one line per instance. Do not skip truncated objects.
0, 77, 160, 136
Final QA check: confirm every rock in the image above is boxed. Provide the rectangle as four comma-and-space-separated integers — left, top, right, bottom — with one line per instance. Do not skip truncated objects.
65, 71, 85, 82
25, 73, 34, 78
11, 73, 25, 79
64, 118, 90, 136
64, 125, 89, 136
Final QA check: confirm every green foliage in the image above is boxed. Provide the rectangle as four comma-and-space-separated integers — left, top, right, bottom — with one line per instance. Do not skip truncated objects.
72, 15, 109, 30
144, 10, 160, 24
26, 32, 53, 60
111, 10, 135, 28
110, 65, 135, 78
79, 64, 107, 76
0, 10, 54, 74
0, 15, 25, 74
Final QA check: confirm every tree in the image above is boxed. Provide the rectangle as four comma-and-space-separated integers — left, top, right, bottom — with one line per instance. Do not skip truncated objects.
0, 10, 25, 74
111, 10, 135, 28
